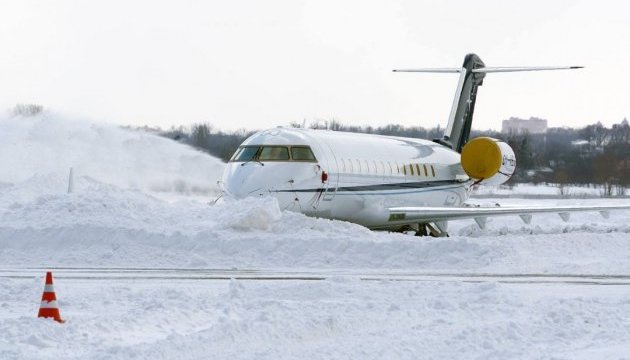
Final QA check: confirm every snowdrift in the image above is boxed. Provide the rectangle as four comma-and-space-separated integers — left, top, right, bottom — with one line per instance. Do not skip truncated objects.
2, 173, 630, 272
0, 112, 224, 195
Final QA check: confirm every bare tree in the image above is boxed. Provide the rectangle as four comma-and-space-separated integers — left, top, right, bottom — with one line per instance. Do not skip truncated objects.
11, 104, 43, 116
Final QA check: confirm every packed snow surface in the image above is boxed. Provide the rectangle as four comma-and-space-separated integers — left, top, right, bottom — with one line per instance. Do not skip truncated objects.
1, 113, 630, 359
3, 277, 630, 359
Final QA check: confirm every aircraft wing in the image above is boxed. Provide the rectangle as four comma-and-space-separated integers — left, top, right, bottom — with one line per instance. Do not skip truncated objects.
388, 204, 630, 229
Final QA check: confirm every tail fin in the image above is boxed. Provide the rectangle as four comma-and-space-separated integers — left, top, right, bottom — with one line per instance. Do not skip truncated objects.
394, 53, 582, 152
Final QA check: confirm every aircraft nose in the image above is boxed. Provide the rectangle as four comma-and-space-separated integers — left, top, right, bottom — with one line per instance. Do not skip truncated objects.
225, 180, 260, 198
222, 164, 266, 198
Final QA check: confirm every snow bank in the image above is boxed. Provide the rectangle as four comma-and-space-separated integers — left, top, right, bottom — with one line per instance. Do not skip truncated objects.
1, 174, 630, 273
0, 111, 224, 195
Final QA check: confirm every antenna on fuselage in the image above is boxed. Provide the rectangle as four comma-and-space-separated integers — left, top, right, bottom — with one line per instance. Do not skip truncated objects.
393, 54, 583, 153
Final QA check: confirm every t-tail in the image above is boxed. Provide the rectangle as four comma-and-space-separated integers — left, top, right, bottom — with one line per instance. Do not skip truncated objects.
394, 53, 582, 153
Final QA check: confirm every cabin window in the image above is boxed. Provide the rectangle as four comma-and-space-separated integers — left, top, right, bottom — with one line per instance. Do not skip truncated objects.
431, 165, 436, 177
290, 146, 316, 161
379, 161, 385, 175
355, 159, 361, 173
364, 160, 370, 174
423, 164, 429, 176
258, 146, 290, 161
231, 146, 259, 162
415, 164, 421, 176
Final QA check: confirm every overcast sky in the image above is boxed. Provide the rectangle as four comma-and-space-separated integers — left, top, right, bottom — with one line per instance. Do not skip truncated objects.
1, 0, 629, 131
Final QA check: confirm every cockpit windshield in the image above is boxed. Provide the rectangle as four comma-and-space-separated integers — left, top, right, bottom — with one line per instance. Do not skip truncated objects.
231, 146, 259, 162
229, 145, 317, 162
291, 146, 316, 161
259, 146, 290, 161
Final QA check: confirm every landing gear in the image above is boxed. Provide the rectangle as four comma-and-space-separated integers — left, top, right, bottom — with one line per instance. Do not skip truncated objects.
414, 222, 449, 237
396, 221, 449, 237
415, 224, 428, 237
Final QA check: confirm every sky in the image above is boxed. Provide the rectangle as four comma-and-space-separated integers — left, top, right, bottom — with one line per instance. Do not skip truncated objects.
1, 0, 629, 131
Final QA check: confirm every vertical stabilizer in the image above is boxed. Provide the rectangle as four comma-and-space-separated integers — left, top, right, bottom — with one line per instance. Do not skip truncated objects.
441, 54, 486, 152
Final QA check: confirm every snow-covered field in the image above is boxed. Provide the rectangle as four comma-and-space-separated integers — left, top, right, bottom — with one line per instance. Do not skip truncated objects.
472, 183, 625, 198
1, 113, 630, 359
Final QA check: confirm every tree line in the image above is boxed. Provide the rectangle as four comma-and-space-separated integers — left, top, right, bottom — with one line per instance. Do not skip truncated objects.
157, 118, 630, 194
497, 120, 630, 195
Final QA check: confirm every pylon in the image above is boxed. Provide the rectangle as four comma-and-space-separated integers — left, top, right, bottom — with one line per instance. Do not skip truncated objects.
37, 271, 64, 323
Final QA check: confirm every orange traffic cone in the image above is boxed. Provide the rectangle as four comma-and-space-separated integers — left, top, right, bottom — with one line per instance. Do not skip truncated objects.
37, 271, 64, 323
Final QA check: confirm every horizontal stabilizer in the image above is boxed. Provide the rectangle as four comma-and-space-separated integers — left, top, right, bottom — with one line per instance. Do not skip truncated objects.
472, 66, 583, 73
392, 66, 583, 74
392, 68, 462, 73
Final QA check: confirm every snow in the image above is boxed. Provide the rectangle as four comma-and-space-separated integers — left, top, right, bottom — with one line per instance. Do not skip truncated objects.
2, 278, 630, 359
1, 113, 630, 359
2, 177, 629, 273
0, 112, 224, 196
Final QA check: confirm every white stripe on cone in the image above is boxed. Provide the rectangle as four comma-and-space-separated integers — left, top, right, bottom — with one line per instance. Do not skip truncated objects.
44, 284, 55, 292
40, 300, 59, 309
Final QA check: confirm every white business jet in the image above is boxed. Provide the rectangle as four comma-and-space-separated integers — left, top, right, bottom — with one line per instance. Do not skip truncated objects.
221, 54, 629, 236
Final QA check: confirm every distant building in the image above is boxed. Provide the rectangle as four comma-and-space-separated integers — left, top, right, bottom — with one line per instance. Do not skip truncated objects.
501, 117, 548, 134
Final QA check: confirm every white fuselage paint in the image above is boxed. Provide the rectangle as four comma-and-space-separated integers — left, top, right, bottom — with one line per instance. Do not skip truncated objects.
222, 128, 472, 229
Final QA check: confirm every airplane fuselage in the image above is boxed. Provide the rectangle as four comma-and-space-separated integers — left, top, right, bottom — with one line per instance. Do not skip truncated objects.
222, 127, 472, 229
220, 55, 607, 234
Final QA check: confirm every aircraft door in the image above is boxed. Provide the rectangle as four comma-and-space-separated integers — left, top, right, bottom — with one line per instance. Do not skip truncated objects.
312, 138, 339, 202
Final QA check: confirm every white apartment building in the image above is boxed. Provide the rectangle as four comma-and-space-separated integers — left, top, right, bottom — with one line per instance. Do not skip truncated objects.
501, 117, 548, 134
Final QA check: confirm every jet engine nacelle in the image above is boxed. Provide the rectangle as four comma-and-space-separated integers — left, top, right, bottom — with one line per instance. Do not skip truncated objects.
461, 137, 516, 185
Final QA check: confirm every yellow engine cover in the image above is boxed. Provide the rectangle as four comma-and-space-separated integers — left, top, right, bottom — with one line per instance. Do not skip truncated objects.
461, 137, 515, 185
